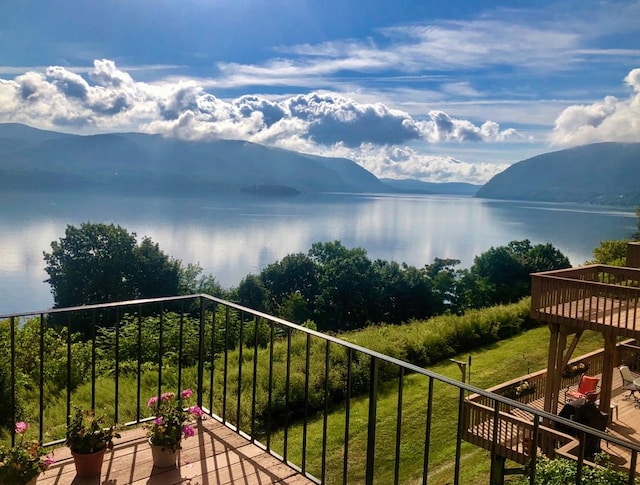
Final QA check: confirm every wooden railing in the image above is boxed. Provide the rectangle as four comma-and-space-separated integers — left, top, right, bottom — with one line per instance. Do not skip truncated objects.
530, 265, 640, 336
464, 347, 617, 466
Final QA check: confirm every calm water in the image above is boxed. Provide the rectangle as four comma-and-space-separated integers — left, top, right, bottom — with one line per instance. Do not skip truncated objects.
0, 191, 636, 314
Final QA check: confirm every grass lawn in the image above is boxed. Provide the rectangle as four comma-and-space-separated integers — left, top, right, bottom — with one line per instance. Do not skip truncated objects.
265, 326, 606, 484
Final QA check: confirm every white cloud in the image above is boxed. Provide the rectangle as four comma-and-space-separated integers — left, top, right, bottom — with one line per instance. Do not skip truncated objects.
550, 68, 640, 146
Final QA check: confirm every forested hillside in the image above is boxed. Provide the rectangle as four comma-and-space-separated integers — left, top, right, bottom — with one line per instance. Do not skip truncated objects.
475, 142, 640, 205
0, 123, 391, 195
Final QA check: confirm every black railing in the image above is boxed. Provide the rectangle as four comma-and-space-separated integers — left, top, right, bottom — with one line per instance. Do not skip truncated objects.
2, 295, 640, 484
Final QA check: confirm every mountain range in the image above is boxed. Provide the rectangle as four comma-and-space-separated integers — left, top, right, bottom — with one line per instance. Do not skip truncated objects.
1, 124, 639, 204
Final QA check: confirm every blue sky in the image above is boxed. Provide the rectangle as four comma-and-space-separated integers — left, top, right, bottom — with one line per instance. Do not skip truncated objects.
1, 0, 639, 183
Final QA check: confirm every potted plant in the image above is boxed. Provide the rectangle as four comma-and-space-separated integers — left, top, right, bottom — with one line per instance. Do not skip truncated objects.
146, 388, 204, 468
0, 421, 55, 485
504, 380, 536, 399
65, 406, 120, 478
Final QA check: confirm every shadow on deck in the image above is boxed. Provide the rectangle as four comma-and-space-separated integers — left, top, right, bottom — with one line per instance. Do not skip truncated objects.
36, 419, 313, 485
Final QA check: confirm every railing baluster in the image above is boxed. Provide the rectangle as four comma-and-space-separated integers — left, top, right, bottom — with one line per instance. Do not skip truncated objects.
136, 305, 142, 423
66, 313, 72, 430
365, 356, 379, 485
237, 310, 244, 431
197, 297, 205, 408
302, 332, 311, 474
529, 415, 539, 485
251, 316, 259, 441
284, 327, 292, 462
575, 430, 587, 485
629, 449, 638, 485
179, 301, 185, 395
209, 302, 216, 414
422, 376, 434, 485
115, 307, 120, 423
157, 304, 164, 402
394, 367, 404, 485
223, 305, 230, 422
10, 316, 16, 447
453, 386, 465, 485
39, 314, 45, 442
91, 310, 97, 411
321, 340, 330, 484
266, 321, 275, 451
343, 348, 353, 485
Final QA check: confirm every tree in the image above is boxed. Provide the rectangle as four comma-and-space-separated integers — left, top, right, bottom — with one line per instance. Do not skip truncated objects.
586, 240, 629, 266
43, 222, 182, 308
309, 241, 376, 330
467, 240, 570, 307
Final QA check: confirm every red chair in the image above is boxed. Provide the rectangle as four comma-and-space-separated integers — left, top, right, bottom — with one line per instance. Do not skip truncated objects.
565, 374, 600, 402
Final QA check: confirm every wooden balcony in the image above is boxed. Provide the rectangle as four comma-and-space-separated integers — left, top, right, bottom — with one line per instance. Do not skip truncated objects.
530, 265, 640, 338
464, 344, 640, 473
36, 418, 314, 485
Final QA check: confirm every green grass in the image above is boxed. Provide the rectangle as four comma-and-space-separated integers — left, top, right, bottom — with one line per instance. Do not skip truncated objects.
265, 326, 605, 484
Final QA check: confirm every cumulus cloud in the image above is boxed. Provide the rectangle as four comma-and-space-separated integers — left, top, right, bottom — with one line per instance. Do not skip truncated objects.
551, 67, 640, 146
0, 60, 522, 183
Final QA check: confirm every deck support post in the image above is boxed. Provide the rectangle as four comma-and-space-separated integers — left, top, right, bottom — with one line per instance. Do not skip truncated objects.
489, 454, 506, 485
599, 332, 617, 415
544, 324, 568, 416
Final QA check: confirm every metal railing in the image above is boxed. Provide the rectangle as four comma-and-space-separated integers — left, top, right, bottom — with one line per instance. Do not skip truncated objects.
2, 295, 640, 484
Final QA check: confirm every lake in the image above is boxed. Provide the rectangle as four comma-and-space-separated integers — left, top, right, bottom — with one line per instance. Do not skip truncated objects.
0, 191, 636, 315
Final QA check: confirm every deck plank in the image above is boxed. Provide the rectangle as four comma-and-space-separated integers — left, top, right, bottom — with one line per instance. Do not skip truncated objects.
36, 419, 314, 485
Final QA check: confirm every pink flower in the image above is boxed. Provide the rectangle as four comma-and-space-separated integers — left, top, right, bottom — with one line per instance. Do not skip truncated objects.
147, 396, 158, 408
160, 392, 175, 402
15, 421, 29, 434
44, 455, 56, 466
181, 388, 193, 399
153, 416, 164, 426
182, 425, 195, 438
189, 405, 204, 417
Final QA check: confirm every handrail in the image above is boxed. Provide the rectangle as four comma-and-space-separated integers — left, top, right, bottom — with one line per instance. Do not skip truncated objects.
3, 295, 640, 484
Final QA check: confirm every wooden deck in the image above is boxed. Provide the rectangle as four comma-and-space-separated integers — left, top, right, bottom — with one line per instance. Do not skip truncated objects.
465, 367, 640, 473
36, 419, 314, 485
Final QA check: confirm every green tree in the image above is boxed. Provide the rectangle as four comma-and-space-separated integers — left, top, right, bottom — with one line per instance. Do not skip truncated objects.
466, 240, 570, 307
236, 274, 267, 312
309, 241, 375, 330
43, 222, 182, 308
260, 253, 318, 314
586, 239, 629, 266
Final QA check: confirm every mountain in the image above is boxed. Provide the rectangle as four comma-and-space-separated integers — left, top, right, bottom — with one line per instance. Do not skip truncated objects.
0, 123, 393, 196
380, 178, 481, 195
475, 142, 640, 205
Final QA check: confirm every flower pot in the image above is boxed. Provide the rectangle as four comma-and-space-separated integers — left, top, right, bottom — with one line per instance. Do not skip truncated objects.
71, 447, 106, 478
1, 477, 38, 485
149, 439, 179, 468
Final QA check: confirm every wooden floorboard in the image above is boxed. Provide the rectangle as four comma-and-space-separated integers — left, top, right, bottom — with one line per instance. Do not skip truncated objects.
35, 419, 315, 485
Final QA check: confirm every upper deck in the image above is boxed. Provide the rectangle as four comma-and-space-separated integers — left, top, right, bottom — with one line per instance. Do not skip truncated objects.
531, 264, 640, 338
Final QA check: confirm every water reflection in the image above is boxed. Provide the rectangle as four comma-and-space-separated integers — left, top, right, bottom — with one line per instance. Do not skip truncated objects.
0, 192, 635, 314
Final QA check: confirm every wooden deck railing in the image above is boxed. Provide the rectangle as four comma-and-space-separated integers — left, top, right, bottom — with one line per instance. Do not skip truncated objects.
530, 265, 640, 336
463, 346, 630, 466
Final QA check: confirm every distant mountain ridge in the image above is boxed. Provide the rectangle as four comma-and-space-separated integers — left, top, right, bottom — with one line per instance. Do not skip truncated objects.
380, 178, 480, 195
475, 142, 640, 205
0, 124, 392, 196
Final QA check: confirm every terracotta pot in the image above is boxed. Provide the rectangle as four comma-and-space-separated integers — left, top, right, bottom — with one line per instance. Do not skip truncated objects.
71, 447, 106, 478
149, 438, 180, 468
1, 477, 38, 485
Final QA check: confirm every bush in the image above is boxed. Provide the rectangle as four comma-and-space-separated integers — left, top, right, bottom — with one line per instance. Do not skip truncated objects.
513, 455, 638, 484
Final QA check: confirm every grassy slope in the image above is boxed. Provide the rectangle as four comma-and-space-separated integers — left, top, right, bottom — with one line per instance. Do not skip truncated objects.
266, 326, 605, 484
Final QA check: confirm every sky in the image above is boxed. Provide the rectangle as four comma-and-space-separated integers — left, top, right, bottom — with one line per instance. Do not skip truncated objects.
0, 0, 639, 184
